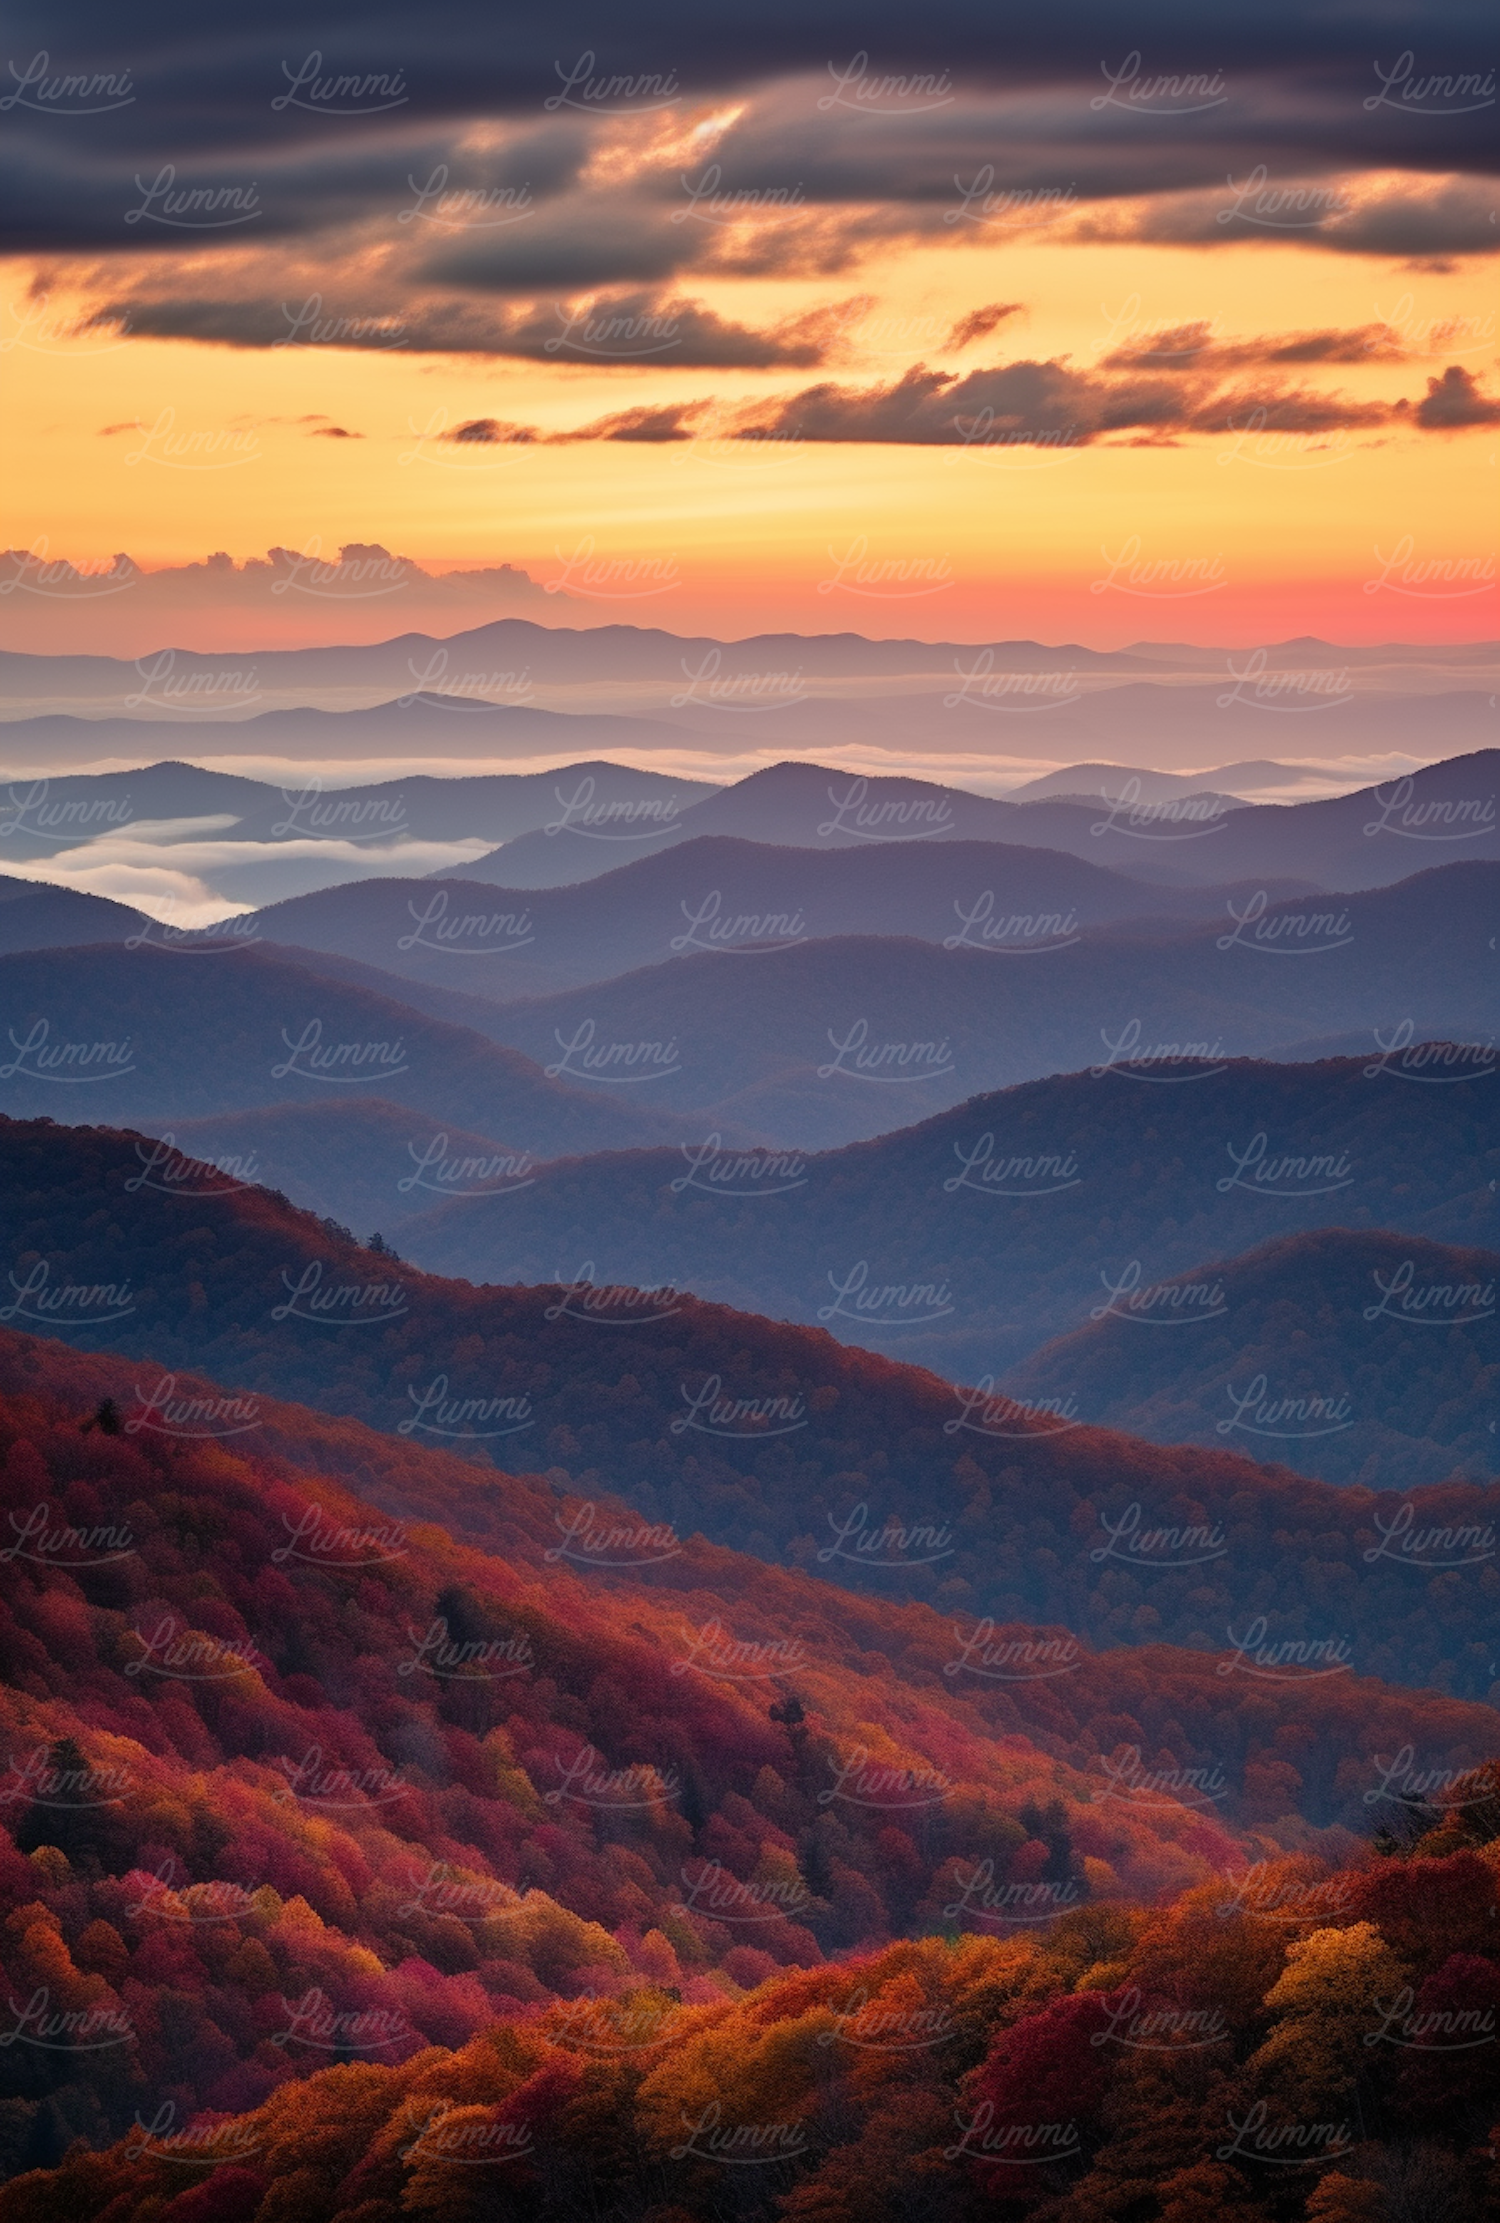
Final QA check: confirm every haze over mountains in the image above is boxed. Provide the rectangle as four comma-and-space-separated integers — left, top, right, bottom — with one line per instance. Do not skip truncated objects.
2, 1114, 1495, 1702
8, 618, 1494, 689
395, 1048, 1498, 1373
452, 760, 1269, 891
4, 857, 1491, 1147
4, 621, 1494, 774
245, 836, 1319, 1001
5, 0, 1497, 2177
0, 752, 713, 856
154, 1099, 532, 1240
0, 647, 1491, 1706
0, 626, 1495, 2216
176, 1094, 1496, 1489
55, 1039, 1498, 1441
1005, 1228, 1498, 1489
408, 864, 1498, 1147
0, 742, 1491, 1503
0, 744, 1491, 935
0, 943, 717, 1155
455, 752, 1500, 893
0, 750, 716, 910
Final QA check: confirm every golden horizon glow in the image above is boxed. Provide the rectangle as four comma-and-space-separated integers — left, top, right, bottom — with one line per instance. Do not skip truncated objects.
4, 222, 1496, 648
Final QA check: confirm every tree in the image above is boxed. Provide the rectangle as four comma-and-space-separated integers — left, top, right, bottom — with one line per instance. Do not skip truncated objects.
13, 1740, 112, 1871
1250, 1923, 1408, 2109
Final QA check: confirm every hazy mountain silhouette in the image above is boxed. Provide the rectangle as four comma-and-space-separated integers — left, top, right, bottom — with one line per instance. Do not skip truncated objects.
0, 943, 715, 1153
397, 1048, 1498, 1378
2, 1113, 1496, 1698
243, 836, 1322, 1001
458, 751, 1499, 890
1004, 1227, 1498, 1487
440, 863, 1498, 1145
150, 1098, 537, 1241
0, 876, 145, 952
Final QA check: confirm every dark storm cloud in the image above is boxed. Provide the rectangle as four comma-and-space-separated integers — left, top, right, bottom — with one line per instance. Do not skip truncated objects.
1105, 172, 1499, 255
1101, 323, 1412, 370
0, 122, 586, 252
421, 206, 693, 293
86, 283, 847, 365
674, 76, 1496, 214
4, 2, 1496, 141
724, 357, 1494, 443
733, 359, 1191, 443
401, 350, 1500, 447
1414, 364, 1500, 424
1, 4, 1494, 256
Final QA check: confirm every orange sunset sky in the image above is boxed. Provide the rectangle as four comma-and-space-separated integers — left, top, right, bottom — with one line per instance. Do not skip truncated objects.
3, 33, 1497, 648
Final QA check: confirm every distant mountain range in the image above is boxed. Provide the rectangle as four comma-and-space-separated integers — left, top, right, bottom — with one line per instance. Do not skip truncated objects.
4, 621, 1493, 774
0, 747, 719, 908
396, 1046, 1497, 1377
151, 1098, 531, 1242
1008, 760, 1297, 801
454, 751, 1500, 892
147, 1099, 1497, 1487
1004, 1227, 1497, 1487
0, 943, 712, 1154
0, 743, 1492, 919
0, 747, 715, 855
244, 836, 1319, 1000
0, 693, 713, 764
2, 1112, 1495, 1698
7, 622, 1490, 696
0, 875, 145, 955
412, 862, 1498, 1146
6, 863, 1489, 1151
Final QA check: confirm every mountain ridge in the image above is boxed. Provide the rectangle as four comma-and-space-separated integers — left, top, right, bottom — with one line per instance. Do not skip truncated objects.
1, 1111, 1495, 1696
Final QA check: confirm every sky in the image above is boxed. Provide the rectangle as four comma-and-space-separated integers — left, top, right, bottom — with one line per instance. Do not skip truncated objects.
2, 2, 1497, 648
